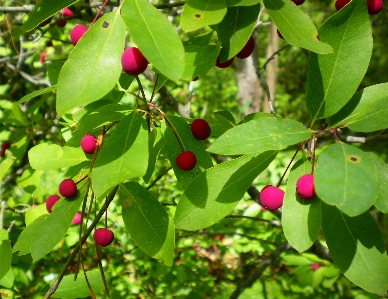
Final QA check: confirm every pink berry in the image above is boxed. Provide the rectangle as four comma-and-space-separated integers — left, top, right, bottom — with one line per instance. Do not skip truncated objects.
39, 51, 47, 63
121, 47, 149, 76
46, 195, 60, 213
292, 0, 305, 5
311, 263, 320, 271
62, 8, 74, 18
335, 0, 351, 10
70, 24, 88, 46
236, 36, 255, 59
296, 174, 316, 200
191, 119, 211, 140
367, 0, 384, 14
176, 151, 197, 171
93, 228, 114, 247
59, 179, 77, 198
260, 185, 285, 210
72, 212, 82, 225
80, 134, 97, 154
1, 142, 11, 150
216, 56, 234, 68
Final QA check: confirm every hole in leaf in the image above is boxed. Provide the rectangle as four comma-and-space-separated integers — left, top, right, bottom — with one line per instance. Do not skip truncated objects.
102, 21, 109, 28
195, 13, 201, 18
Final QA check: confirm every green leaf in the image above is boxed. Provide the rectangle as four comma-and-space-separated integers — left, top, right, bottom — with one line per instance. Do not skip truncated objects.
0, 268, 14, 289
329, 83, 388, 132
13, 215, 49, 256
121, 0, 185, 82
208, 117, 312, 155
264, 0, 332, 54
52, 271, 106, 299
56, 11, 126, 116
31, 189, 84, 261
161, 115, 213, 190
282, 159, 321, 252
0, 156, 15, 181
120, 182, 175, 266
175, 151, 277, 230
91, 111, 148, 198
315, 143, 378, 217
306, 0, 372, 122
363, 152, 388, 213
211, 110, 236, 137
16, 168, 42, 195
0, 240, 12, 280
210, 4, 260, 61
48, 61, 65, 85
143, 128, 164, 183
181, 0, 227, 32
226, 0, 261, 6
28, 144, 87, 170
21, 0, 77, 31
15, 85, 56, 105
322, 203, 388, 294
25, 204, 48, 227
0, 230, 7, 242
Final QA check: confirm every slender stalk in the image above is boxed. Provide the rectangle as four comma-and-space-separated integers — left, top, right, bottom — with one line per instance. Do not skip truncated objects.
277, 142, 304, 187
150, 73, 160, 102
146, 167, 172, 190
95, 243, 110, 297
90, 0, 109, 26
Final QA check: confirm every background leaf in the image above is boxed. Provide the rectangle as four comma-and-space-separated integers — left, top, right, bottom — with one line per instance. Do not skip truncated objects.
15, 85, 56, 105
56, 11, 125, 116
208, 117, 312, 155
306, 0, 372, 122
121, 0, 185, 82
0, 240, 12, 280
322, 203, 388, 294
143, 128, 164, 183
120, 182, 175, 266
315, 143, 378, 216
175, 151, 277, 230
282, 159, 321, 252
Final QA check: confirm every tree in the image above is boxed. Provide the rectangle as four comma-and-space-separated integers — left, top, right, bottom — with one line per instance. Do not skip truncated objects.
0, 0, 388, 298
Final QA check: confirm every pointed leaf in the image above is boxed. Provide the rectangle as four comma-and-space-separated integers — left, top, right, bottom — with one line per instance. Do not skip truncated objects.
0, 240, 12, 280
161, 115, 213, 190
181, 0, 227, 32
120, 182, 175, 266
28, 144, 87, 170
175, 151, 278, 230
364, 152, 388, 213
322, 203, 388, 294
56, 11, 126, 116
315, 143, 378, 216
210, 4, 260, 61
282, 159, 321, 252
121, 0, 185, 82
0, 156, 15, 181
91, 111, 148, 198
264, 0, 332, 54
208, 117, 312, 155
306, 0, 372, 122
15, 85, 56, 105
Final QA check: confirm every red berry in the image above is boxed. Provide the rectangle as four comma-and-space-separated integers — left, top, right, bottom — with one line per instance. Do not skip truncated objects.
56, 19, 67, 28
59, 179, 77, 198
292, 0, 305, 5
236, 36, 255, 59
72, 212, 82, 225
70, 24, 88, 46
277, 29, 284, 40
260, 185, 285, 210
296, 174, 316, 200
62, 8, 74, 18
311, 263, 320, 271
368, 0, 384, 14
94, 228, 114, 247
39, 17, 52, 27
121, 47, 149, 76
1, 142, 11, 150
216, 56, 234, 68
191, 119, 211, 140
335, 0, 351, 10
46, 40, 53, 47
39, 51, 47, 63
80, 134, 97, 154
46, 195, 60, 213
176, 151, 197, 171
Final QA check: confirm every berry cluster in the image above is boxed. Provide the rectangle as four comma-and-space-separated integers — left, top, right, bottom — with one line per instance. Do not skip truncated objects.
216, 36, 255, 69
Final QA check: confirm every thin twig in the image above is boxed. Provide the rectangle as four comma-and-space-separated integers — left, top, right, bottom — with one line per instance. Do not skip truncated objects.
6, 62, 50, 86
226, 215, 281, 227
146, 167, 172, 190
194, 231, 279, 246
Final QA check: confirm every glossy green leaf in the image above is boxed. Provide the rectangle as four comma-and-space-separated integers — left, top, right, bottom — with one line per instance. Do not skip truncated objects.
0, 230, 7, 242
211, 110, 236, 137
25, 204, 48, 227
208, 117, 312, 155
91, 111, 148, 198
16, 168, 42, 195
120, 182, 175, 266
322, 203, 388, 294
143, 128, 164, 183
329, 83, 388, 132
227, 0, 261, 6
364, 152, 388, 213
0, 156, 15, 181
31, 189, 84, 261
181, 0, 227, 32
175, 151, 277, 230
264, 0, 332, 54
0, 240, 12, 280
306, 0, 372, 122
121, 0, 185, 82
56, 12, 125, 116
0, 268, 14, 289
21, 0, 77, 31
161, 115, 213, 190
15, 85, 56, 105
28, 144, 87, 170
52, 271, 105, 298
315, 143, 378, 216
210, 4, 260, 61
282, 159, 321, 252
48, 61, 65, 85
